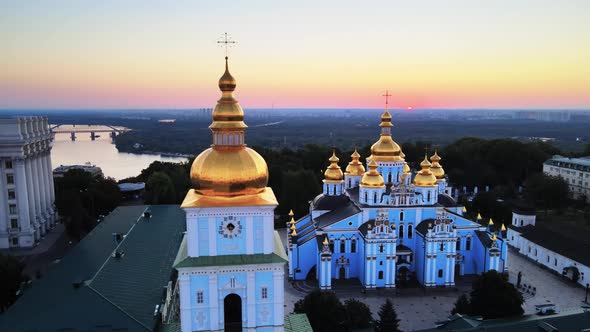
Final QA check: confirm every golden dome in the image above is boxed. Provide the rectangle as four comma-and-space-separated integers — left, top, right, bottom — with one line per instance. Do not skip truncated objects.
190, 56, 269, 197
324, 150, 344, 182
360, 160, 385, 187
429, 150, 446, 180
403, 161, 411, 174
345, 148, 365, 176
413, 154, 437, 187
190, 147, 268, 196
370, 109, 403, 162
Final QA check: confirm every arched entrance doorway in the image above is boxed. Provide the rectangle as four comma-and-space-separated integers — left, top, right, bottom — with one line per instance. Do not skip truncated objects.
224, 294, 242, 332
339, 267, 346, 280
396, 266, 410, 287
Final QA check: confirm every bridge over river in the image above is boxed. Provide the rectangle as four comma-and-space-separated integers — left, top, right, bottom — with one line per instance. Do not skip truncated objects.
51, 124, 131, 141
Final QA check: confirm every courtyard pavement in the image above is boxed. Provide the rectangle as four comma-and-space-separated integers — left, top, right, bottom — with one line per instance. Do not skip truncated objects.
280, 229, 589, 331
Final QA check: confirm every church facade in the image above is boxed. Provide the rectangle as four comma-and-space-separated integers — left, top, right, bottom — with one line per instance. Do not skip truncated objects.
174, 57, 287, 332
287, 107, 508, 290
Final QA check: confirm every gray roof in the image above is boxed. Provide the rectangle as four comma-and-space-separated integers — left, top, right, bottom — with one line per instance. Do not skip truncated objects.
518, 223, 590, 267
545, 155, 590, 169
315, 200, 361, 229
0, 205, 186, 332
417, 309, 590, 331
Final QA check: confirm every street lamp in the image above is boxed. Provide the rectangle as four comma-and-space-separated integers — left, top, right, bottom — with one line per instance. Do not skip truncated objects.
585, 283, 589, 304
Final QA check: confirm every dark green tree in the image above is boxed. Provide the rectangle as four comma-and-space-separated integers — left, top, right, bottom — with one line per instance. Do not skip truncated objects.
343, 298, 373, 330
469, 270, 524, 319
0, 254, 25, 312
145, 171, 177, 204
374, 298, 401, 332
523, 173, 570, 211
293, 289, 346, 332
451, 294, 471, 315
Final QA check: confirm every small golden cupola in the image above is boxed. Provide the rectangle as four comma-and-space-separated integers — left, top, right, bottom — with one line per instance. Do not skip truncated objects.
429, 150, 445, 181
400, 151, 411, 174
370, 94, 402, 162
360, 160, 385, 187
413, 154, 437, 187
324, 150, 344, 182
345, 148, 366, 176
189, 56, 269, 197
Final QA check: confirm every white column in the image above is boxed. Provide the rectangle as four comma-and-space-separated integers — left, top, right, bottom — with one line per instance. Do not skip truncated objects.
246, 216, 254, 254
16, 158, 32, 233
246, 270, 256, 328
41, 151, 53, 225
179, 273, 191, 332
35, 155, 48, 220
273, 269, 285, 326
209, 273, 219, 331
45, 151, 55, 204
31, 152, 45, 234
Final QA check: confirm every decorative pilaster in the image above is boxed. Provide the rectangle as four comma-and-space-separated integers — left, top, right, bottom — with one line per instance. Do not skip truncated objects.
15, 158, 32, 233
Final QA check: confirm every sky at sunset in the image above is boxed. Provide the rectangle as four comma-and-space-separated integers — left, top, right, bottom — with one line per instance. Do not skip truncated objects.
1, 0, 590, 110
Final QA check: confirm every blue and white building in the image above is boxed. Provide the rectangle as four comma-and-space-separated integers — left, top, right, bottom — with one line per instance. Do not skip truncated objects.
287, 109, 508, 290
174, 57, 287, 332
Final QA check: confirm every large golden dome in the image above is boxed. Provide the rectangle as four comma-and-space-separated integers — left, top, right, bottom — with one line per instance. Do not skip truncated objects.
345, 148, 365, 176
360, 160, 385, 187
429, 150, 445, 181
370, 109, 403, 162
324, 150, 344, 182
189, 57, 269, 197
413, 154, 437, 187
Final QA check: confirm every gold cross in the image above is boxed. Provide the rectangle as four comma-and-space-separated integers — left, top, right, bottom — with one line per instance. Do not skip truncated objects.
217, 32, 237, 57
382, 90, 392, 110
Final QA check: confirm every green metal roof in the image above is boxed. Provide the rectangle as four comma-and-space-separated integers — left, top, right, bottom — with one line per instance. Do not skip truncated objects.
284, 313, 313, 332
0, 205, 186, 332
417, 309, 590, 331
174, 230, 288, 268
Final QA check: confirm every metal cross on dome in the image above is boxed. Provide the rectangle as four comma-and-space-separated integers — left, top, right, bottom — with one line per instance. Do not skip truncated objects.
217, 32, 237, 57
382, 90, 392, 110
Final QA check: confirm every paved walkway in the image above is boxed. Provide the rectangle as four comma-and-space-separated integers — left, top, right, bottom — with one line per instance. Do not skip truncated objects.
506, 247, 587, 314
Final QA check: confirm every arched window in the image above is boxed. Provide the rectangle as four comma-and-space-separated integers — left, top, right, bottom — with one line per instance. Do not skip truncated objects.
364, 191, 368, 202
351, 239, 356, 253
378, 271, 384, 279
466, 237, 472, 250
438, 269, 443, 278
348, 179, 351, 187
440, 243, 444, 251
374, 192, 377, 203
379, 244, 384, 253
333, 186, 336, 196
400, 211, 404, 221
399, 224, 404, 238
456, 238, 461, 250
329, 240, 334, 252
340, 240, 346, 253
427, 191, 431, 202
408, 224, 413, 239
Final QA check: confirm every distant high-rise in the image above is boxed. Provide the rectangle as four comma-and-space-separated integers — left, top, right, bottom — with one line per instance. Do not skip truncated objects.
0, 117, 57, 248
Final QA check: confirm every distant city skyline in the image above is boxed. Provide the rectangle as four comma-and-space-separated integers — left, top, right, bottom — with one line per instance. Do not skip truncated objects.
1, 0, 590, 110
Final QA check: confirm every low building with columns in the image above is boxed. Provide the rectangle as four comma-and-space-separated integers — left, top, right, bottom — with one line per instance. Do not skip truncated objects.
288, 108, 508, 290
0, 116, 57, 248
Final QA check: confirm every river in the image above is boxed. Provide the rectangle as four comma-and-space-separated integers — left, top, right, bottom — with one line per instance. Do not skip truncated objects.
50, 131, 188, 180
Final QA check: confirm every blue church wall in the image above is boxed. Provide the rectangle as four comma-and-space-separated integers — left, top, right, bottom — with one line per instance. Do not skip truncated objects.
434, 245, 449, 285
471, 238, 486, 273
414, 234, 426, 285
292, 239, 317, 280
325, 214, 362, 230
254, 216, 264, 253
198, 217, 209, 256
190, 275, 211, 331
255, 271, 274, 326
358, 237, 366, 284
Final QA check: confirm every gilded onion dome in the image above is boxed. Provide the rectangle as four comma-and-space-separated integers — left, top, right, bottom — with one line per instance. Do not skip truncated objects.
190, 57, 269, 196
345, 148, 365, 176
360, 160, 385, 187
400, 151, 411, 174
413, 154, 437, 187
429, 150, 445, 181
370, 108, 403, 162
324, 150, 344, 182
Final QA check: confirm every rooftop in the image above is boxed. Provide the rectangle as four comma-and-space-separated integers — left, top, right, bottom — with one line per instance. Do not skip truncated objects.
417, 309, 590, 331
545, 155, 590, 169
0, 205, 186, 332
